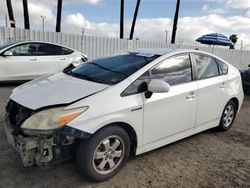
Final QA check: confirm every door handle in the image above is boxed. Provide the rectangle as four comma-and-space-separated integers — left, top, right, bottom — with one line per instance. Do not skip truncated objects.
60, 58, 66, 60
220, 82, 226, 88
186, 92, 196, 100
29, 58, 37, 61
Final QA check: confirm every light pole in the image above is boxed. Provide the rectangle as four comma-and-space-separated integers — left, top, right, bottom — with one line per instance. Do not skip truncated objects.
40, 15, 46, 32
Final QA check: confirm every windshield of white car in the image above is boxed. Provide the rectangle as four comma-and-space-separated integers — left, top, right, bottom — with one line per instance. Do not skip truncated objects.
0, 42, 18, 51
67, 53, 160, 85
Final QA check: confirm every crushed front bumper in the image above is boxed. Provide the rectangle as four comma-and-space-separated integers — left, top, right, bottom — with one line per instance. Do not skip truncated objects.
5, 115, 77, 167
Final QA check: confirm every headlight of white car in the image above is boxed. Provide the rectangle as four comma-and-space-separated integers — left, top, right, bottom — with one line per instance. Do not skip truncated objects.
21, 106, 88, 135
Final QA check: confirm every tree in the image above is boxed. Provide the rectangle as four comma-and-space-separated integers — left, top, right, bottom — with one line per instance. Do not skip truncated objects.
171, 0, 180, 44
129, 0, 141, 40
56, 0, 63, 32
6, 0, 15, 28
229, 34, 238, 49
120, 0, 124, 39
22, 0, 30, 29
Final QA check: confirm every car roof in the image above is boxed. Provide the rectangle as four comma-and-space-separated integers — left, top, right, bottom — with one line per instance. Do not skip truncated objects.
128, 48, 219, 58
15, 40, 66, 46
128, 48, 173, 56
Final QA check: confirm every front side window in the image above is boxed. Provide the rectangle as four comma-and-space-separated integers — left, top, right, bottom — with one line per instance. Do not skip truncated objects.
151, 54, 192, 85
68, 53, 159, 85
8, 43, 38, 56
195, 54, 219, 79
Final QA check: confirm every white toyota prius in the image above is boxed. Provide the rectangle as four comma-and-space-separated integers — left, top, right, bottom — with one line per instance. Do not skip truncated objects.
5, 48, 244, 182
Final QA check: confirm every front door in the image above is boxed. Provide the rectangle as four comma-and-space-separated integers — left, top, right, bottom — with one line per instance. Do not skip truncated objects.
143, 54, 198, 145
0, 43, 38, 81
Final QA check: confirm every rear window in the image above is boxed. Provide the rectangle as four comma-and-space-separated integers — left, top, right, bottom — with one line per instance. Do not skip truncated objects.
195, 54, 219, 79
217, 59, 228, 75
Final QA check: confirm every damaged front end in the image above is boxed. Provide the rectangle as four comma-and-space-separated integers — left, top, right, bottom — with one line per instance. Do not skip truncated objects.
5, 100, 90, 167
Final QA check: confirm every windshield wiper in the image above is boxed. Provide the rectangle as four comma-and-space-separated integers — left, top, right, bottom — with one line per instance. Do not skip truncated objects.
90, 62, 127, 77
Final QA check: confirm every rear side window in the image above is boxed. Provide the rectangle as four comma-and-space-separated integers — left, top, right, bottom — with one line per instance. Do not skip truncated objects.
62, 47, 74, 55
37, 43, 72, 56
195, 55, 219, 79
151, 55, 192, 85
217, 59, 228, 75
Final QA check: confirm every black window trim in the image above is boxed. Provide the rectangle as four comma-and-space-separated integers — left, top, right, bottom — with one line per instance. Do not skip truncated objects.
121, 53, 195, 97
191, 53, 223, 81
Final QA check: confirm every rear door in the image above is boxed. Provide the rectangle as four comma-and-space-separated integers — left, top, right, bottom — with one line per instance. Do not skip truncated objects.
192, 53, 228, 127
36, 43, 71, 77
0, 43, 38, 81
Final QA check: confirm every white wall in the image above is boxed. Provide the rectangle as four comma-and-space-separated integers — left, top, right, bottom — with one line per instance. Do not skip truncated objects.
0, 26, 249, 69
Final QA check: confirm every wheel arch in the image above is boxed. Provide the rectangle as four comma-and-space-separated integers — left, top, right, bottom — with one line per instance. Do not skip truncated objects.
229, 97, 239, 112
95, 122, 138, 156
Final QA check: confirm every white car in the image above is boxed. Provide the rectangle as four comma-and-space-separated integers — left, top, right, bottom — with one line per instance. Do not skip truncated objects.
5, 49, 243, 182
0, 41, 87, 82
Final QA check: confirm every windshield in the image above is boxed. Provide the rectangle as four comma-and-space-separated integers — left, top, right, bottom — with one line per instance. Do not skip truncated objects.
67, 53, 159, 85
0, 42, 17, 51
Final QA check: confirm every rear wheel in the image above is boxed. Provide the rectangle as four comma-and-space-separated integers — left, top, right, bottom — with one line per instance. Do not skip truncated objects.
218, 100, 237, 131
76, 126, 130, 182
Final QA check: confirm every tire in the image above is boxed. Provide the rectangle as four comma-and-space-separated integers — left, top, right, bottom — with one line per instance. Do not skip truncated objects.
76, 126, 131, 182
218, 100, 237, 131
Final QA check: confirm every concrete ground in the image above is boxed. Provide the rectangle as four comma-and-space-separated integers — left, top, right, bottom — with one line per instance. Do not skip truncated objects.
0, 85, 250, 188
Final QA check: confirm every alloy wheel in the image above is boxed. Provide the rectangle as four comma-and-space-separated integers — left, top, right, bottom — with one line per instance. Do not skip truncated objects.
92, 135, 125, 175
222, 104, 235, 127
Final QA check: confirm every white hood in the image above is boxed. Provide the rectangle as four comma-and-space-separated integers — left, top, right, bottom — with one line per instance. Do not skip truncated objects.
10, 72, 108, 110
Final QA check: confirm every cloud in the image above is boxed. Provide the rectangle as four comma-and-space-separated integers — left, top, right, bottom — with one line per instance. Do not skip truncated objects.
202, 4, 225, 14
1, 0, 250, 50
64, 12, 250, 49
225, 0, 250, 9
0, 0, 55, 30
64, 0, 101, 5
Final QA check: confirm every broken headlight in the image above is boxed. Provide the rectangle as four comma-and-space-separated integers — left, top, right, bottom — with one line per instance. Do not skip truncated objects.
21, 106, 88, 135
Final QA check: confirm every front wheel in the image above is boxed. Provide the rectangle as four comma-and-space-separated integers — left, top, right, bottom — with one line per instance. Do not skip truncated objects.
76, 126, 131, 182
218, 100, 237, 131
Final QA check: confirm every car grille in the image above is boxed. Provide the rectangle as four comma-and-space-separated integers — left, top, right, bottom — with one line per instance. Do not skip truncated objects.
6, 100, 33, 135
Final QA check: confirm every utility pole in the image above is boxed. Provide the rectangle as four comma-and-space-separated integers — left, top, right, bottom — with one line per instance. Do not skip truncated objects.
165, 30, 168, 43
240, 40, 243, 51
56, 0, 63, 32
82, 27, 85, 36
129, 0, 141, 40
41, 15, 45, 32
171, 0, 180, 44
23, 0, 30, 29
6, 0, 15, 28
120, 0, 124, 39
5, 15, 8, 27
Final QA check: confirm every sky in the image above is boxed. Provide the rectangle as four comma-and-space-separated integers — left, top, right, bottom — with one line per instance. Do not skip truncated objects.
0, 0, 250, 49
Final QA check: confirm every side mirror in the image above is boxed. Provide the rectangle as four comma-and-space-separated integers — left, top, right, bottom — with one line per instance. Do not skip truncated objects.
3, 51, 13, 56
148, 79, 170, 93
248, 64, 250, 68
